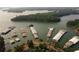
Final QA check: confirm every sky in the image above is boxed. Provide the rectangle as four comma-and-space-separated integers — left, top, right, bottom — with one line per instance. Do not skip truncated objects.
0, 0, 79, 7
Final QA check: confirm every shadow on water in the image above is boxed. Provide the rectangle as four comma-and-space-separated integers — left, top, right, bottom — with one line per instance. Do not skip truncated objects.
55, 29, 76, 48
64, 41, 79, 52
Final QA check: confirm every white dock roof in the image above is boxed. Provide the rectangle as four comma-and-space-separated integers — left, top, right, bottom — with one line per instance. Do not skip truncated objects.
69, 36, 79, 44
53, 29, 66, 41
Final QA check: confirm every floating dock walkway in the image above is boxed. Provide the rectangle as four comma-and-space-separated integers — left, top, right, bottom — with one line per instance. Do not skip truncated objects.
52, 29, 67, 42
1, 26, 15, 35
63, 36, 79, 49
29, 25, 39, 39
47, 27, 54, 38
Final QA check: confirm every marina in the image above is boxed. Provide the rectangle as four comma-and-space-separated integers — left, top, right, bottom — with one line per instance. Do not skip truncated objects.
0, 24, 79, 52
0, 9, 79, 52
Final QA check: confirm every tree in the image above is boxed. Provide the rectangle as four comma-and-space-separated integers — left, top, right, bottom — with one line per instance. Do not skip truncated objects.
0, 36, 5, 52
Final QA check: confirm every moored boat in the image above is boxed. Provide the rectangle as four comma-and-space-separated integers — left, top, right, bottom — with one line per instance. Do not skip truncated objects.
47, 27, 54, 38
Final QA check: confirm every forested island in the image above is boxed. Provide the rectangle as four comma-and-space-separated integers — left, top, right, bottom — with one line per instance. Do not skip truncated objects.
11, 12, 60, 22
67, 19, 79, 35
67, 19, 79, 28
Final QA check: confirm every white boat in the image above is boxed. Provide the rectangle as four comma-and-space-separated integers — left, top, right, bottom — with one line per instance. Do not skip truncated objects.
20, 28, 27, 33
63, 36, 79, 48
11, 31, 18, 38
52, 29, 66, 42
15, 37, 20, 42
20, 28, 27, 37
47, 27, 54, 38
10, 39, 15, 44
22, 33, 27, 37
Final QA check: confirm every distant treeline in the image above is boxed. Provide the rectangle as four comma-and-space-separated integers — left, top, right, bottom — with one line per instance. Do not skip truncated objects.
0, 36, 5, 52
11, 12, 60, 22
54, 9, 79, 17
3, 7, 79, 13
11, 9, 79, 22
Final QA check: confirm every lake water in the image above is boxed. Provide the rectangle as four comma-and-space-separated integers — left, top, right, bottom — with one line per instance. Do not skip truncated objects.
0, 10, 79, 52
